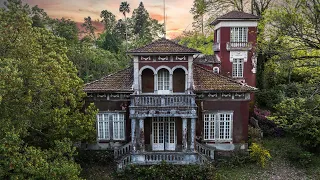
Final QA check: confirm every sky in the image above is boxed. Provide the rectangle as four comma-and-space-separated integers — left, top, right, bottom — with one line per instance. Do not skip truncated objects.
12, 0, 195, 39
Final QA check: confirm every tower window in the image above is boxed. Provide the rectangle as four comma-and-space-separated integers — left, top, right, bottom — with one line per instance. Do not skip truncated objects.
232, 59, 244, 78
230, 27, 248, 42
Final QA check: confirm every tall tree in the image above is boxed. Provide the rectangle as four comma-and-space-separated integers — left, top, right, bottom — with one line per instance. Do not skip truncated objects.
82, 16, 96, 42
0, 0, 97, 178
190, 0, 209, 34
100, 10, 116, 32
49, 18, 79, 44
119, 1, 130, 51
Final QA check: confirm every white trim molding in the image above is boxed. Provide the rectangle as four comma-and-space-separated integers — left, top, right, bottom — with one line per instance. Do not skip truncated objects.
230, 51, 248, 62
214, 21, 258, 30
139, 65, 156, 75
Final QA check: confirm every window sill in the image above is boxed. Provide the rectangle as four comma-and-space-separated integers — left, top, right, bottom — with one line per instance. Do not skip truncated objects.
98, 139, 126, 143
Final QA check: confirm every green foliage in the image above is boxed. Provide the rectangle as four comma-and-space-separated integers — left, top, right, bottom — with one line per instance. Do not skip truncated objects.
0, 1, 97, 178
270, 97, 320, 151
115, 162, 216, 180
178, 31, 214, 54
0, 132, 82, 179
248, 126, 262, 144
249, 143, 271, 168
75, 150, 114, 167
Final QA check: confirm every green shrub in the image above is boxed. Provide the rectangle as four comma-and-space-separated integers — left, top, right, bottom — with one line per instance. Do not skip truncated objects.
285, 144, 314, 167
249, 143, 271, 168
248, 126, 262, 144
215, 152, 251, 168
114, 162, 216, 180
75, 149, 114, 167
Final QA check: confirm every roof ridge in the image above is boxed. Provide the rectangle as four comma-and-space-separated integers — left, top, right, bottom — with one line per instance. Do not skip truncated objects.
194, 64, 257, 90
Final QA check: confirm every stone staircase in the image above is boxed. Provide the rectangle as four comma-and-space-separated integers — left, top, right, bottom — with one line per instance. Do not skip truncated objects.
114, 141, 215, 170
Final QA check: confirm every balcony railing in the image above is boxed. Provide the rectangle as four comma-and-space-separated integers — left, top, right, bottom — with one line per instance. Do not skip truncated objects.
213, 43, 220, 51
226, 42, 252, 51
130, 94, 196, 107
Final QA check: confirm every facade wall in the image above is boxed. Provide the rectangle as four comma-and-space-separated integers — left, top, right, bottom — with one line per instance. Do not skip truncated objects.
196, 100, 250, 143
215, 26, 257, 87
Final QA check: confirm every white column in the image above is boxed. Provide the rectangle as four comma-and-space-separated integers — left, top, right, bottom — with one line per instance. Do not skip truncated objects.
190, 118, 196, 152
133, 56, 139, 92
131, 119, 136, 152
139, 119, 145, 152
182, 118, 188, 151
154, 73, 158, 93
169, 73, 173, 92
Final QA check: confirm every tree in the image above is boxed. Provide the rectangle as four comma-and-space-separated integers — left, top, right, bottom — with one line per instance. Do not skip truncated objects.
119, 1, 130, 51
0, 0, 97, 178
190, 0, 209, 34
49, 18, 79, 44
82, 16, 96, 42
129, 2, 164, 48
178, 31, 214, 54
100, 10, 116, 32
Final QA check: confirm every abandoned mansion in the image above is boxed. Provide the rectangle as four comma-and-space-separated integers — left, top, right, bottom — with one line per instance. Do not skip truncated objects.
84, 11, 259, 169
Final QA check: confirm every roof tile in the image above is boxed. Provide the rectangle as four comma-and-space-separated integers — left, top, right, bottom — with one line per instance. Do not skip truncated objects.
84, 67, 133, 93
193, 64, 256, 92
128, 38, 201, 54
211, 11, 259, 25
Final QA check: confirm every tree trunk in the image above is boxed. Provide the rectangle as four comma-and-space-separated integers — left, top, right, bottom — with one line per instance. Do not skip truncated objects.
125, 15, 128, 51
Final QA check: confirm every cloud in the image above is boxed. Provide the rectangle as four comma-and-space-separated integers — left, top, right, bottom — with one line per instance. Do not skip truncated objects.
79, 8, 101, 16
150, 12, 165, 22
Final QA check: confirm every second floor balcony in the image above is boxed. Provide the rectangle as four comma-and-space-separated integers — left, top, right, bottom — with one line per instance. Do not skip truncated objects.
226, 42, 252, 51
129, 93, 197, 118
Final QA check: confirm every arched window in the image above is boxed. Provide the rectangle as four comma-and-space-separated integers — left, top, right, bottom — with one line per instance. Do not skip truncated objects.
157, 69, 170, 94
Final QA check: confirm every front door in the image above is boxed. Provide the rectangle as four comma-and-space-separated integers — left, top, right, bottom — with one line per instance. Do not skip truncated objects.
152, 117, 176, 151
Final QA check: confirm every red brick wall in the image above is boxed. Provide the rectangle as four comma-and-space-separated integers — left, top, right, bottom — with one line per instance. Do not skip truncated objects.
196, 100, 250, 143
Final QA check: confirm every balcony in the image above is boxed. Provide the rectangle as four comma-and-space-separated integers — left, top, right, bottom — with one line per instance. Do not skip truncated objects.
213, 43, 220, 51
226, 42, 252, 51
129, 94, 197, 118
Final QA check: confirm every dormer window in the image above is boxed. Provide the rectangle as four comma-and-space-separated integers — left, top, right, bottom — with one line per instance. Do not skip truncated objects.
230, 27, 248, 42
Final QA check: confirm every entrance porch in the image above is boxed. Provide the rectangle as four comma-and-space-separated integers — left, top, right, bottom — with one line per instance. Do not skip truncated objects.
131, 117, 196, 153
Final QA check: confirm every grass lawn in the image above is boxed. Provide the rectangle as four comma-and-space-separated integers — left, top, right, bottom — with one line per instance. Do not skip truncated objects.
80, 137, 320, 179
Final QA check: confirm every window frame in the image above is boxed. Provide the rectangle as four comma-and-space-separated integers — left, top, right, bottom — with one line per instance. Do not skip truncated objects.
157, 69, 170, 93
230, 27, 248, 42
232, 58, 244, 78
203, 112, 233, 142
97, 112, 126, 141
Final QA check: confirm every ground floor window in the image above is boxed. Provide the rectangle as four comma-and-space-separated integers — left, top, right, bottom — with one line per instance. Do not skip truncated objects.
97, 112, 125, 141
204, 112, 233, 142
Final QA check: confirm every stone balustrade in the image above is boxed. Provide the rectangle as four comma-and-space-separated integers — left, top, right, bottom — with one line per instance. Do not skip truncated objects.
131, 94, 196, 107
195, 141, 215, 160
114, 142, 132, 159
226, 42, 252, 51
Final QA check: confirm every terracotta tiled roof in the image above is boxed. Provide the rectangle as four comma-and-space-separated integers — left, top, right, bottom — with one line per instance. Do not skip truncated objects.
211, 11, 259, 25
84, 67, 133, 93
128, 38, 201, 54
193, 64, 256, 92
